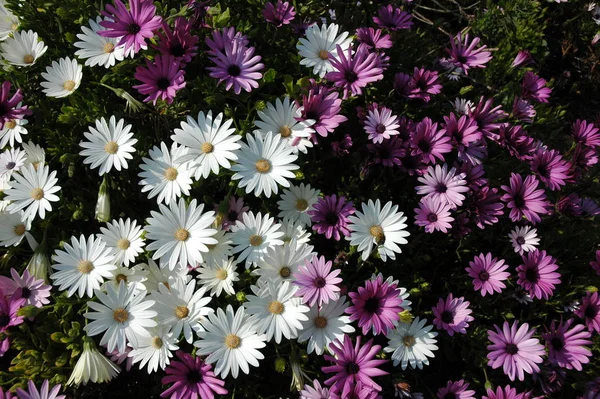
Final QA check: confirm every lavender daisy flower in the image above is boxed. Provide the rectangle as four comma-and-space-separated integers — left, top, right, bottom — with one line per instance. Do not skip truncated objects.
572, 119, 600, 148
530, 148, 572, 191
356, 27, 392, 50
205, 27, 249, 55
0, 288, 25, 332
437, 380, 476, 399
522, 72, 551, 103
446, 32, 493, 75
432, 294, 473, 336
497, 124, 535, 160
512, 50, 533, 68
207, 41, 264, 95
330, 382, 379, 399
556, 193, 583, 216
487, 320, 545, 381
0, 268, 51, 308
408, 67, 442, 102
501, 173, 551, 225
581, 197, 600, 217
300, 83, 347, 139
15, 380, 65, 399
416, 163, 469, 209
373, 5, 413, 30
394, 71, 412, 97
466, 253, 510, 296
322, 335, 388, 397
160, 350, 227, 399
155, 17, 199, 65
308, 194, 355, 241
441, 113, 481, 149
508, 225, 540, 255
364, 105, 400, 144
459, 162, 487, 189
346, 273, 408, 335
470, 186, 504, 229
300, 379, 330, 399
534, 364, 566, 397
133, 55, 185, 105
469, 96, 506, 140
100, 0, 162, 57
293, 255, 341, 306
0, 81, 31, 130
575, 291, 600, 333
512, 97, 536, 123
543, 318, 592, 371
326, 45, 383, 99
263, 0, 295, 27
367, 136, 404, 167
409, 117, 452, 164
414, 196, 454, 233
483, 385, 524, 399
516, 249, 560, 300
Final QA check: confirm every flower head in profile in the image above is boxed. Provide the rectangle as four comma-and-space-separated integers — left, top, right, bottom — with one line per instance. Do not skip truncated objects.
160, 350, 227, 399
522, 72, 551, 103
373, 4, 413, 30
299, 83, 347, 138
482, 385, 524, 399
0, 288, 25, 332
40, 57, 82, 98
263, 1, 296, 27
437, 380, 476, 399
512, 50, 533, 68
133, 55, 186, 105
67, 340, 120, 386
0, 81, 31, 130
446, 32, 492, 75
356, 27, 392, 51
466, 253, 510, 296
571, 119, 600, 148
74, 17, 126, 68
529, 148, 572, 191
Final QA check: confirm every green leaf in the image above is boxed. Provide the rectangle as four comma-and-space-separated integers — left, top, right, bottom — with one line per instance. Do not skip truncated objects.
263, 68, 277, 83
459, 85, 474, 95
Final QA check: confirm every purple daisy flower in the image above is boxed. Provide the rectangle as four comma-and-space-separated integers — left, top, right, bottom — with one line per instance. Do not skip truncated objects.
468, 97, 506, 140
330, 381, 379, 399
487, 320, 545, 381
575, 291, 600, 333
534, 364, 567, 397
219, 195, 249, 231
15, 380, 65, 399
326, 45, 384, 99
459, 162, 488, 189
0, 81, 31, 130
466, 253, 510, 296
573, 143, 599, 173
207, 41, 264, 95
581, 197, 600, 217
300, 83, 347, 139
308, 194, 355, 241
100, 0, 162, 57
483, 385, 524, 399
557, 193, 583, 216
133, 54, 186, 105
470, 186, 504, 229
187, 1, 211, 28
0, 268, 51, 308
512, 97, 536, 123
437, 380, 476, 399
530, 148, 572, 190
364, 105, 400, 144
543, 318, 592, 371
414, 196, 454, 233
409, 117, 452, 164
446, 32, 493, 75
572, 119, 600, 148
263, 0, 296, 27
516, 249, 561, 300
497, 124, 535, 160
205, 27, 249, 55
583, 377, 600, 399
394, 71, 413, 97
322, 335, 388, 397
161, 350, 228, 399
356, 27, 393, 51
373, 4, 413, 30
155, 17, 199, 65
441, 113, 481, 149
0, 288, 25, 333
408, 67, 442, 102
293, 255, 342, 307
346, 274, 407, 335
512, 50, 533, 68
0, 386, 15, 399
416, 163, 469, 209
332, 133, 353, 156
300, 379, 330, 399
460, 139, 488, 165
501, 173, 551, 225
590, 250, 600, 275
367, 136, 404, 167
522, 72, 551, 103
432, 293, 474, 336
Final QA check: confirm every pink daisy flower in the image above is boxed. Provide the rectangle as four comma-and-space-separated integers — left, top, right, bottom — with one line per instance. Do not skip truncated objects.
432, 293, 474, 336
300, 379, 330, 399
308, 194, 355, 241
466, 253, 510, 296
512, 97, 536, 123
500, 173, 551, 225
326, 45, 384, 99
575, 291, 600, 333
407, 67, 443, 102
207, 41, 264, 95
522, 72, 551, 103
416, 163, 469, 209
437, 380, 476, 399
15, 380, 65, 399
263, 0, 296, 27
0, 288, 26, 333
364, 106, 400, 144
446, 32, 493, 75
356, 27, 393, 51
483, 385, 525, 399
571, 119, 600, 148
487, 320, 545, 381
441, 112, 481, 149
293, 255, 342, 307
299, 83, 347, 139
414, 196, 454, 233
133, 55, 186, 105
155, 17, 199, 65
0, 268, 51, 308
529, 148, 572, 191
543, 318, 592, 371
409, 117, 452, 164
218, 195, 249, 231
0, 81, 31, 130
516, 249, 561, 300
161, 350, 228, 399
373, 4, 413, 30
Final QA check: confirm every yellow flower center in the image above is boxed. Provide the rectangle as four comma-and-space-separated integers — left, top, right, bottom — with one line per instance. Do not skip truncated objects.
23, 54, 34, 64
116, 238, 130, 250
295, 199, 308, 211
216, 269, 228, 280
318, 50, 329, 60
103, 42, 115, 53
279, 125, 292, 138
369, 225, 385, 244
224, 333, 241, 349
112, 307, 129, 323
77, 260, 94, 274
255, 159, 271, 173
115, 274, 128, 283
151, 337, 163, 349
63, 80, 76, 91
249, 234, 263, 246
175, 305, 189, 319
201, 142, 214, 153
279, 267, 291, 278
403, 335, 416, 347
164, 167, 178, 181
30, 188, 44, 200
5, 120, 16, 129
14, 224, 26, 236
104, 141, 119, 154
268, 300, 284, 315
174, 228, 190, 241
314, 316, 328, 328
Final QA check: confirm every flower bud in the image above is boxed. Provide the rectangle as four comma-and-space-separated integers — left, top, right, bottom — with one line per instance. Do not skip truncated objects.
95, 176, 110, 223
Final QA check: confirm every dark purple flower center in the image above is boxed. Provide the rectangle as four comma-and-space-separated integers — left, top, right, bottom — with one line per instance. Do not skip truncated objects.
375, 124, 386, 134
516, 236, 526, 245
156, 78, 171, 90
418, 139, 431, 153
536, 164, 549, 178
456, 54, 468, 64
364, 297, 380, 314
441, 310, 454, 324
435, 183, 448, 193
325, 212, 339, 226
525, 267, 539, 283
313, 277, 326, 288
505, 343, 519, 355
585, 304, 598, 319
127, 23, 141, 35
344, 71, 358, 83
227, 210, 239, 221
345, 361, 360, 374
478, 271, 490, 281
513, 194, 525, 208
304, 110, 319, 121
21, 287, 31, 299
170, 44, 186, 58
0, 314, 8, 327
427, 213, 438, 222
187, 369, 203, 383
415, 78, 428, 90
228, 64, 241, 77
550, 337, 564, 351
6, 161, 16, 170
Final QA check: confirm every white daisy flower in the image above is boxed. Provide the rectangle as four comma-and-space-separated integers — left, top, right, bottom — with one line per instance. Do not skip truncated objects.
51, 234, 117, 298
0, 210, 30, 247
145, 198, 218, 271
232, 131, 299, 198
346, 199, 410, 262
279, 218, 311, 247
5, 163, 61, 222
194, 304, 267, 379
297, 23, 352, 78
244, 280, 310, 343
40, 57, 82, 98
197, 227, 232, 269
0, 146, 26, 179
0, 175, 10, 212
171, 110, 241, 180
74, 17, 126, 68
151, 277, 213, 344
67, 340, 120, 386
84, 281, 157, 353
0, 5, 19, 42
129, 324, 179, 373
452, 98, 475, 115
99, 218, 145, 267
0, 111, 27, 148
384, 317, 438, 370
254, 240, 314, 285
102, 265, 148, 294
277, 183, 320, 226
197, 257, 239, 297
22, 141, 45, 170
297, 296, 355, 355
230, 211, 284, 269
254, 97, 315, 154
0, 30, 47, 66
138, 142, 193, 205
136, 258, 188, 294
79, 116, 137, 176
508, 225, 540, 255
